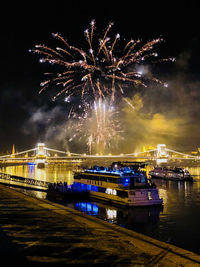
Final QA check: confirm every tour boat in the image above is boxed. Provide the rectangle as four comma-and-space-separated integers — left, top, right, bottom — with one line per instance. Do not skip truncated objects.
149, 167, 193, 181
73, 162, 163, 206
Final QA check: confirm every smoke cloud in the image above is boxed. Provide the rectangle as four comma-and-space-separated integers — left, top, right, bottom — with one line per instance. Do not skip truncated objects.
119, 45, 200, 153
21, 42, 200, 154
22, 105, 70, 151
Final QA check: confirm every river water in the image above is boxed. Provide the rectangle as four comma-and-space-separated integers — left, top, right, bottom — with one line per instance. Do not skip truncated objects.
1, 162, 200, 255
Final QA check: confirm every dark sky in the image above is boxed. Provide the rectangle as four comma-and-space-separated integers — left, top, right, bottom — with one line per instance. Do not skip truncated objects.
0, 2, 200, 153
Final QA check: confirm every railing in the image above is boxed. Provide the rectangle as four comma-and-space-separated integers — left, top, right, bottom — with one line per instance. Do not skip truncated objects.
0, 172, 51, 190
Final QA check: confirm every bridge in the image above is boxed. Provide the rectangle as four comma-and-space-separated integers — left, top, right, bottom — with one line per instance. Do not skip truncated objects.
0, 143, 199, 165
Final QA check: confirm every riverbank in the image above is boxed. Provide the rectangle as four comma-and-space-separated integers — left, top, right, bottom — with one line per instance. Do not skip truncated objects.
0, 184, 200, 265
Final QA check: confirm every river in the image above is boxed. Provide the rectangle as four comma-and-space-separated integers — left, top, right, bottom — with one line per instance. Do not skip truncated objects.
1, 162, 200, 255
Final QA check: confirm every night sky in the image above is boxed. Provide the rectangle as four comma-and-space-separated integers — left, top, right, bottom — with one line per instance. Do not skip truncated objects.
1, 2, 200, 153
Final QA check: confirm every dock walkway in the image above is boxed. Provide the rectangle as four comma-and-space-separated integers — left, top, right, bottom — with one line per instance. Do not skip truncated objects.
0, 184, 200, 266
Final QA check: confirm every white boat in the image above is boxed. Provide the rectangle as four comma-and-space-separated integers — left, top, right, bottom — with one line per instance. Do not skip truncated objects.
73, 162, 163, 206
150, 167, 193, 181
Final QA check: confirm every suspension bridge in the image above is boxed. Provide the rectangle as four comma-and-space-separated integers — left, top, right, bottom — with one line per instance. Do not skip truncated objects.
0, 143, 199, 166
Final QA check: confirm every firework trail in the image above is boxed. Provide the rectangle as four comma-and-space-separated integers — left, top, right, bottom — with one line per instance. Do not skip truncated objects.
68, 99, 123, 154
30, 20, 175, 102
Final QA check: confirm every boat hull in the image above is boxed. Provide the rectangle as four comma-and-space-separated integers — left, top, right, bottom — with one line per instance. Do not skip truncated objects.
89, 192, 163, 206
73, 180, 163, 207
150, 172, 193, 182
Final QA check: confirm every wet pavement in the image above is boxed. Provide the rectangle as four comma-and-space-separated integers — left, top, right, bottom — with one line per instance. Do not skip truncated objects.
0, 184, 200, 266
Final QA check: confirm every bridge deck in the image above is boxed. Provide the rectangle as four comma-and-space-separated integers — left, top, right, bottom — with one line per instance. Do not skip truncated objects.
0, 145, 199, 164
0, 184, 200, 265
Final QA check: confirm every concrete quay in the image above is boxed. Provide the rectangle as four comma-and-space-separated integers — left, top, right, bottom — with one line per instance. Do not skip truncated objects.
0, 184, 200, 266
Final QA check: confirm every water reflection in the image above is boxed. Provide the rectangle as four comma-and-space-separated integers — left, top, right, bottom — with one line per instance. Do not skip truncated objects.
68, 200, 163, 230
0, 164, 77, 199
0, 164, 77, 185
1, 163, 200, 254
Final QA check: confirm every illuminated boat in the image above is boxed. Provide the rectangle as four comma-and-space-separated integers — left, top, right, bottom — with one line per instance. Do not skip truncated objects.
73, 162, 163, 206
149, 167, 193, 181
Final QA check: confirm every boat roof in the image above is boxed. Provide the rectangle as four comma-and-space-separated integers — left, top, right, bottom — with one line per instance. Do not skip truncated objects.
111, 161, 148, 168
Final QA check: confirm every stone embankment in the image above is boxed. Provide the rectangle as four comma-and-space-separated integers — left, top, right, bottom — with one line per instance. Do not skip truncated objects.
0, 184, 200, 266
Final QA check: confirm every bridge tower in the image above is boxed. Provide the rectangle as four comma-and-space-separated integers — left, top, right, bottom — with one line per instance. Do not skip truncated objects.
156, 144, 168, 164
36, 143, 46, 156
35, 143, 47, 168
11, 144, 15, 158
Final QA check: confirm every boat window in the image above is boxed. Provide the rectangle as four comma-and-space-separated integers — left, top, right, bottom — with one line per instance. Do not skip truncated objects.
113, 178, 119, 183
113, 189, 117, 195
107, 177, 113, 183
98, 187, 106, 193
91, 185, 98, 192
118, 178, 122, 184
117, 190, 128, 198
86, 184, 92, 191
83, 174, 88, 179
100, 176, 106, 182
79, 173, 121, 184
105, 188, 117, 195
105, 188, 112, 194
148, 191, 152, 200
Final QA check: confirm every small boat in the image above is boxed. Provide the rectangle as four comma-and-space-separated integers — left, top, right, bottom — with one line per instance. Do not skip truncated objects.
149, 167, 193, 181
73, 162, 163, 207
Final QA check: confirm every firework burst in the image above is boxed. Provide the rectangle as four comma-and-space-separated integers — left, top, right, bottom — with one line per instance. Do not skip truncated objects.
30, 20, 175, 102
68, 99, 123, 154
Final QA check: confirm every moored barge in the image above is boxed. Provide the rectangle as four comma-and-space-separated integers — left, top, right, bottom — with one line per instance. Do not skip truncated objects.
150, 167, 193, 181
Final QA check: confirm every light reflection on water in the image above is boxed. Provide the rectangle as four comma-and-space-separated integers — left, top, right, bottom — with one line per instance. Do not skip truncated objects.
0, 164, 76, 185
1, 163, 200, 254
0, 164, 77, 199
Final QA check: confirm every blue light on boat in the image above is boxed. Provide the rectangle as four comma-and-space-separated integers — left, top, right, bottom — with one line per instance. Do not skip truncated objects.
86, 168, 128, 175
86, 184, 92, 191
91, 186, 98, 192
